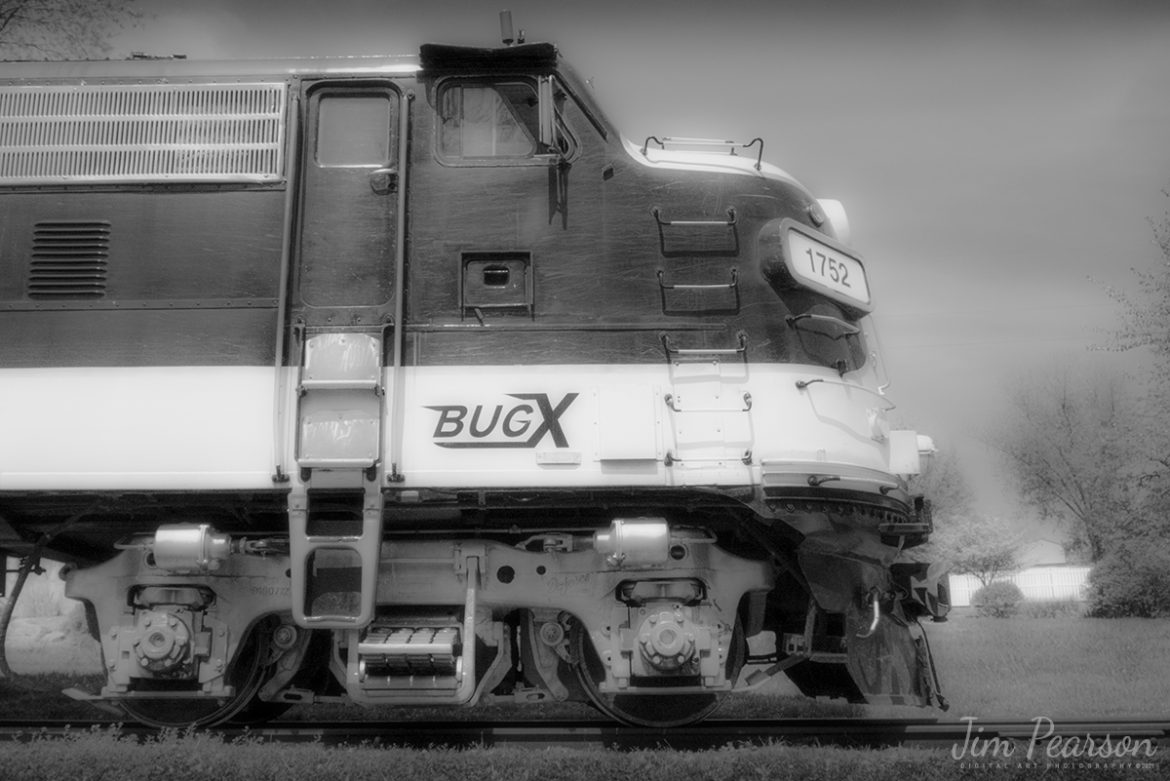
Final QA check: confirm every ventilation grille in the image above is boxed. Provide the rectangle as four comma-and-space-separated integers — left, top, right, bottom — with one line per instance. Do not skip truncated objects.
28, 221, 111, 299
0, 83, 286, 184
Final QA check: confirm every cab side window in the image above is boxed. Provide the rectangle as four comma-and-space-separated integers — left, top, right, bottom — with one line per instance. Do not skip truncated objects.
439, 82, 538, 159
436, 78, 576, 164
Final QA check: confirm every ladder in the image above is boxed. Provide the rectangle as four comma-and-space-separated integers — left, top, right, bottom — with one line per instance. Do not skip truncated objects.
288, 330, 385, 628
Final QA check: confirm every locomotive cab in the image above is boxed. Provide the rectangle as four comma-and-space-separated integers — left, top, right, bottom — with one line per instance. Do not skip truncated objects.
0, 37, 948, 728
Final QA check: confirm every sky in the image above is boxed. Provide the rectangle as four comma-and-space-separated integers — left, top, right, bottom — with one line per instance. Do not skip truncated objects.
105, 0, 1170, 516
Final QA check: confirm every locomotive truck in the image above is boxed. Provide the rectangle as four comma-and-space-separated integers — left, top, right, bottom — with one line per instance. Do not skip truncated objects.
0, 31, 948, 727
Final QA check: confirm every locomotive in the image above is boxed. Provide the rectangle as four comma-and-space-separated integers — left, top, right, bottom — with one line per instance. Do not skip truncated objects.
0, 28, 948, 727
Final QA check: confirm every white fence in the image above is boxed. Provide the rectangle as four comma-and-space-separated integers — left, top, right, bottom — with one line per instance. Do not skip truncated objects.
948, 565, 1091, 607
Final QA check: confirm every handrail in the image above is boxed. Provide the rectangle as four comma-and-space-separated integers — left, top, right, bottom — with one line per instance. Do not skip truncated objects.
793, 376, 896, 410
387, 91, 413, 484
656, 267, 738, 291
664, 391, 752, 413
651, 205, 737, 229
641, 136, 764, 170
270, 93, 301, 484
855, 589, 882, 639
661, 330, 748, 358
735, 137, 764, 170
785, 313, 860, 339
651, 206, 740, 257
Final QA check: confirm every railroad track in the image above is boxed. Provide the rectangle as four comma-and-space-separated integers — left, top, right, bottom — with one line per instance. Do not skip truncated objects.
4, 718, 1170, 751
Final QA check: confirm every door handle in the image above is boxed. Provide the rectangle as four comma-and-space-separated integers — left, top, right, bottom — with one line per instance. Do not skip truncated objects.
368, 167, 398, 195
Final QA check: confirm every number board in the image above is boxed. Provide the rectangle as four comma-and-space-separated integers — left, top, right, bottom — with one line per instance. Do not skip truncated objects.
780, 219, 871, 312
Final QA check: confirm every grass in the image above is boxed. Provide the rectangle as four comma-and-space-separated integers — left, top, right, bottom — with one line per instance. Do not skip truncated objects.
1017, 599, 1086, 620
922, 611, 1170, 720
3, 727, 1157, 781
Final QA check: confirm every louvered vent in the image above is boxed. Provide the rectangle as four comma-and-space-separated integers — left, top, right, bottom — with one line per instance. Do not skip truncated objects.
28, 221, 111, 299
0, 83, 285, 184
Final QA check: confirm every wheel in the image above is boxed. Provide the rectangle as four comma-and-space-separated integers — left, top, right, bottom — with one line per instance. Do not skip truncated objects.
225, 698, 294, 725
570, 622, 724, 728
119, 622, 273, 729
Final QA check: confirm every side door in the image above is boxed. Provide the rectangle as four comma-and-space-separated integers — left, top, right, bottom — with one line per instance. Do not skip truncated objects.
295, 81, 400, 326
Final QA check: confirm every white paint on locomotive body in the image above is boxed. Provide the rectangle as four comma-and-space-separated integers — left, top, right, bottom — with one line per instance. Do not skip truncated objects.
394, 362, 896, 488
0, 366, 276, 490
0, 359, 907, 492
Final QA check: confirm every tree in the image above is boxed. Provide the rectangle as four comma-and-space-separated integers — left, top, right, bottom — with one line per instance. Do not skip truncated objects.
906, 444, 987, 574
1112, 191, 1170, 366
0, 0, 139, 60
996, 371, 1141, 563
1087, 535, 1170, 618
928, 512, 1024, 588
1107, 188, 1170, 483
996, 189, 1170, 572
908, 444, 975, 526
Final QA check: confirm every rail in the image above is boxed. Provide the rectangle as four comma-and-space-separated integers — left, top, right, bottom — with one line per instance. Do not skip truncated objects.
4, 717, 1170, 751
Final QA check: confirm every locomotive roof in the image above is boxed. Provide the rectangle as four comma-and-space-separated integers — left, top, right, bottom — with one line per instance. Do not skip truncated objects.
0, 42, 560, 81
0, 54, 419, 80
